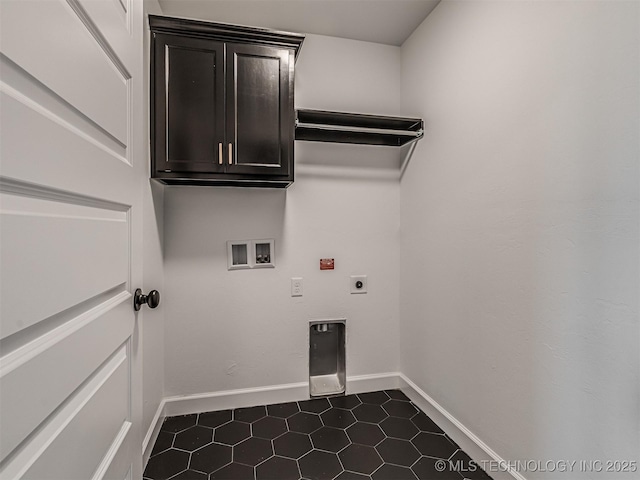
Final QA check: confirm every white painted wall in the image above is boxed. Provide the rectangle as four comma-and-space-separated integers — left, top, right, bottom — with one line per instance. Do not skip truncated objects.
142, 0, 165, 440
163, 34, 402, 397
400, 1, 639, 477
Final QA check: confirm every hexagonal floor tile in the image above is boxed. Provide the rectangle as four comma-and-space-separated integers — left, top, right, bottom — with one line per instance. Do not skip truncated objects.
335, 471, 371, 480
382, 400, 418, 419
198, 410, 232, 429
299, 398, 332, 414
288, 411, 322, 434
161, 414, 197, 433
339, 444, 383, 475
273, 431, 313, 459
372, 464, 417, 480
412, 457, 461, 480
329, 395, 361, 410
321, 408, 356, 428
411, 432, 458, 459
380, 417, 418, 440
171, 470, 208, 480
384, 390, 411, 402
376, 438, 420, 467
352, 404, 387, 424
144, 449, 190, 479
310, 426, 350, 452
299, 450, 343, 480
209, 462, 254, 480
234, 405, 267, 423
143, 391, 483, 480
411, 412, 444, 434
346, 422, 385, 446
150, 430, 174, 456
173, 425, 213, 451
190, 443, 232, 474
266, 402, 299, 418
252, 416, 287, 440
256, 456, 300, 480
214, 421, 251, 445
234, 437, 273, 466
357, 391, 390, 405
448, 450, 493, 480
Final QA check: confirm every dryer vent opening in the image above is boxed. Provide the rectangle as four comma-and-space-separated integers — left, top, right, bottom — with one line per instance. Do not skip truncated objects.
309, 319, 346, 397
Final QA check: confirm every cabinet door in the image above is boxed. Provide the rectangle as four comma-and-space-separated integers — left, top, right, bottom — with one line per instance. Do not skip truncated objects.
153, 34, 225, 174
225, 44, 293, 178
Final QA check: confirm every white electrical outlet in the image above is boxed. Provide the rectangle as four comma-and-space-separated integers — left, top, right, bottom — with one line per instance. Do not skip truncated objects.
350, 275, 367, 294
291, 277, 303, 297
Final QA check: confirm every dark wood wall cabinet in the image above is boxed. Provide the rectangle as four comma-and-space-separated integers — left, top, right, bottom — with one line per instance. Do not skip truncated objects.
149, 15, 305, 187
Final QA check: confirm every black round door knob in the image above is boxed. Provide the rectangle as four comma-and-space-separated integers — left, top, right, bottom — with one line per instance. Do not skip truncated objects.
355, 281, 363, 289
134, 289, 160, 311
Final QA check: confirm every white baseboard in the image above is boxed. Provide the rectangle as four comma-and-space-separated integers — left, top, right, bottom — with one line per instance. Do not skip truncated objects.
142, 400, 166, 467
162, 381, 309, 418
399, 373, 526, 480
162, 372, 401, 418
347, 372, 402, 394
142, 372, 523, 480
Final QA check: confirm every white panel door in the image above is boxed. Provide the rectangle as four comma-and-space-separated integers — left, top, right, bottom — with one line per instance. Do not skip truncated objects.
0, 0, 145, 478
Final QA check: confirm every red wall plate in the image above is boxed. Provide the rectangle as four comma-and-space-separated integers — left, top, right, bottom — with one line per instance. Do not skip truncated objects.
320, 258, 335, 270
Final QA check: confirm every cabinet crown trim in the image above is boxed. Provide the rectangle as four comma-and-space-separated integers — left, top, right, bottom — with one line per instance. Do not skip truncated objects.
149, 15, 305, 59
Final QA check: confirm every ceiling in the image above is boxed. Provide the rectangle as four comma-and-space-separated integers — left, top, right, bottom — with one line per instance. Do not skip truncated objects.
156, 0, 441, 46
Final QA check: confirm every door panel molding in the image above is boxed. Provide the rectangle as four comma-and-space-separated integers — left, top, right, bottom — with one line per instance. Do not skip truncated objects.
0, 289, 129, 377
0, 293, 131, 463
0, 0, 130, 145
67, 0, 132, 80
93, 420, 133, 480
0, 176, 129, 212
0, 344, 130, 478
1, 54, 127, 163
0, 192, 130, 337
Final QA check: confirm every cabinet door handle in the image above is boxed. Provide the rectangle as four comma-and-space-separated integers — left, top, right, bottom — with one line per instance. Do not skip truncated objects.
228, 143, 233, 165
218, 143, 223, 165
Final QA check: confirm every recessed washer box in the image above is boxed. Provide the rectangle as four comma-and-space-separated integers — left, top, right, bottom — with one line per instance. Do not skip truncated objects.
227, 241, 250, 270
227, 239, 275, 270
253, 239, 275, 268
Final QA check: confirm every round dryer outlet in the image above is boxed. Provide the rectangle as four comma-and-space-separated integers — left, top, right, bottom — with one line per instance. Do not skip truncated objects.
350, 275, 367, 294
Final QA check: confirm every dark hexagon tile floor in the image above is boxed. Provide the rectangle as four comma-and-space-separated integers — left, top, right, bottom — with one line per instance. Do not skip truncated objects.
143, 390, 493, 480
